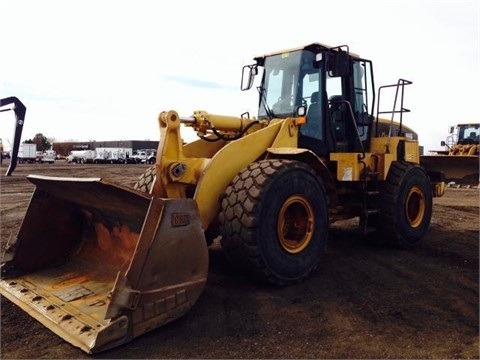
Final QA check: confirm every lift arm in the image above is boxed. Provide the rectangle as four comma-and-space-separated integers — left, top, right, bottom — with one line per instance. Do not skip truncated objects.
0, 97, 26, 176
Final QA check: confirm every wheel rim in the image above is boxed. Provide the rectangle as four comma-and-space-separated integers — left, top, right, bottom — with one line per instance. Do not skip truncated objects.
405, 185, 425, 228
277, 195, 315, 254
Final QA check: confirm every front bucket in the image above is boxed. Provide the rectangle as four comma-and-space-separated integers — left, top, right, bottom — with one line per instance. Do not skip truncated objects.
420, 155, 480, 185
0, 175, 209, 353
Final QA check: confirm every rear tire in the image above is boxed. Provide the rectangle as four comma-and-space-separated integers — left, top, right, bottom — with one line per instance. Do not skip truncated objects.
378, 161, 432, 247
219, 159, 329, 286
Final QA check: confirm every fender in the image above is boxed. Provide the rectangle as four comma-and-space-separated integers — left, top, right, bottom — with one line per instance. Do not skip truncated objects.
265, 147, 338, 207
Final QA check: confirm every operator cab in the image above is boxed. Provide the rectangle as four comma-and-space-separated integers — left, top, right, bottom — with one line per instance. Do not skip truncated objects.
457, 124, 480, 145
242, 43, 375, 156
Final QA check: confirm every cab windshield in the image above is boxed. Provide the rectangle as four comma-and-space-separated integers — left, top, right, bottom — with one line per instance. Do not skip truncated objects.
458, 124, 480, 144
259, 49, 319, 118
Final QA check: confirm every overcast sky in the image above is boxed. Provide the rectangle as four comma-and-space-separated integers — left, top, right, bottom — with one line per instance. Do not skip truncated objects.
0, 0, 479, 152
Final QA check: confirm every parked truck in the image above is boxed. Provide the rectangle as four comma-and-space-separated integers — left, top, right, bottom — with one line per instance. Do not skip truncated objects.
41, 149, 56, 164
66, 149, 95, 163
17, 143, 37, 163
132, 148, 156, 164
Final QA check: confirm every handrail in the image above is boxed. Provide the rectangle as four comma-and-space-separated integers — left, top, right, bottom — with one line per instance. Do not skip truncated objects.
375, 79, 412, 138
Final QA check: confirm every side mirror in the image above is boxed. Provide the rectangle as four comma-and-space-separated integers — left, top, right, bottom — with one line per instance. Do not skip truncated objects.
241, 64, 258, 91
441, 140, 446, 146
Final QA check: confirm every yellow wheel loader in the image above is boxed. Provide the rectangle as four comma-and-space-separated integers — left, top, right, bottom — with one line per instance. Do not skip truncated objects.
0, 43, 446, 353
420, 123, 480, 186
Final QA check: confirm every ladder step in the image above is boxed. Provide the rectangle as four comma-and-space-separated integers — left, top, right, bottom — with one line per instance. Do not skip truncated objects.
365, 209, 379, 215
366, 191, 380, 196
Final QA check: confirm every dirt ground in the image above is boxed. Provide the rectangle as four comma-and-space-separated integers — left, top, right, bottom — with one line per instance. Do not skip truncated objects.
0, 161, 478, 359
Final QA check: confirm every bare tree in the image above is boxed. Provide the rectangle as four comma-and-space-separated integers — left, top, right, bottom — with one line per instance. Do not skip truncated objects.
25, 133, 52, 152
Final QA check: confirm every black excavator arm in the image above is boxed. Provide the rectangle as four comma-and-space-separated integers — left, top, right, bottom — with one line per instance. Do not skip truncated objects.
0, 97, 26, 176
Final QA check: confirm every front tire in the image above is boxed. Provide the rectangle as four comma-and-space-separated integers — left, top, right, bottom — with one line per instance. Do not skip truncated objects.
134, 165, 156, 193
378, 161, 432, 247
219, 159, 329, 286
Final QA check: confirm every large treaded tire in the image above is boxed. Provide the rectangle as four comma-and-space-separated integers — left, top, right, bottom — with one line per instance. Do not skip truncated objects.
219, 159, 329, 286
133, 165, 156, 193
378, 161, 433, 247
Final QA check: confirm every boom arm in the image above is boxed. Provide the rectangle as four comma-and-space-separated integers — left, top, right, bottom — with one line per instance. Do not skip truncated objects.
151, 110, 264, 198
181, 110, 263, 138
152, 110, 297, 229
0, 97, 26, 176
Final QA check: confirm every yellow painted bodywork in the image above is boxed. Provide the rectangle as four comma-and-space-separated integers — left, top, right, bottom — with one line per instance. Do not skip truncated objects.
154, 111, 300, 229
330, 137, 420, 182
154, 111, 430, 227
194, 120, 295, 228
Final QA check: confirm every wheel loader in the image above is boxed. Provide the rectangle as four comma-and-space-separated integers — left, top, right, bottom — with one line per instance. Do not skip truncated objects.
420, 123, 479, 186
0, 43, 446, 354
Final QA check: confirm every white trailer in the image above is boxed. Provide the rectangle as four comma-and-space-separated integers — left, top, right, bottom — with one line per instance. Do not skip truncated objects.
108, 147, 133, 164
93, 148, 110, 164
94, 147, 133, 164
17, 143, 37, 163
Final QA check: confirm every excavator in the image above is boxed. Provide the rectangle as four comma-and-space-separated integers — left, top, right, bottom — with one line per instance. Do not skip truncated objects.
420, 123, 479, 186
0, 43, 446, 353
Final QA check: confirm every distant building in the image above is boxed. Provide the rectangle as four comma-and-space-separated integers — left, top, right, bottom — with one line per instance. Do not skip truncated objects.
90, 140, 159, 151
53, 140, 159, 156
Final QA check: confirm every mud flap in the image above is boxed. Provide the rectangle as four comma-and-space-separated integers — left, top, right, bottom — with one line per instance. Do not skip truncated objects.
0, 175, 209, 353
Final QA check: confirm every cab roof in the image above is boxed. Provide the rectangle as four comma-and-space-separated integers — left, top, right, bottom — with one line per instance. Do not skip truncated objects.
253, 42, 361, 62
